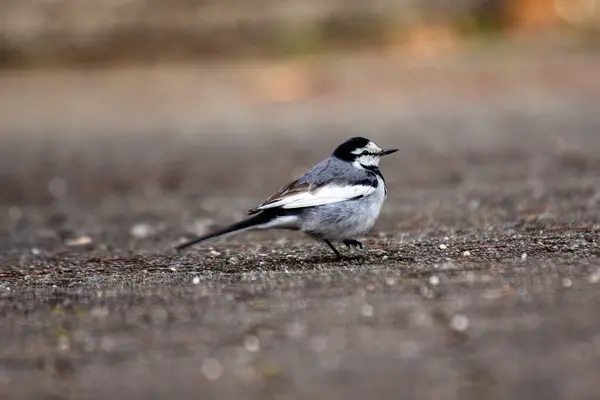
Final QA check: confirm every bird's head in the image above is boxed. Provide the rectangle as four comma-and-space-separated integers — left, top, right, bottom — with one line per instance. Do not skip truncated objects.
332, 137, 398, 167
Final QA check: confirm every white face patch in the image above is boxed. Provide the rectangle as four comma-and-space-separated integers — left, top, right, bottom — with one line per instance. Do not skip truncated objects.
355, 154, 380, 167
350, 141, 382, 155
351, 141, 383, 167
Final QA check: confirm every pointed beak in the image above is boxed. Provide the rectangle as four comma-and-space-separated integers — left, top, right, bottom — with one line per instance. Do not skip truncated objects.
379, 148, 398, 156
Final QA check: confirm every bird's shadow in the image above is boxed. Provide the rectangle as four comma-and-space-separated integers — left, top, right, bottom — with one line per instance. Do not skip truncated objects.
281, 251, 387, 268
170, 240, 414, 273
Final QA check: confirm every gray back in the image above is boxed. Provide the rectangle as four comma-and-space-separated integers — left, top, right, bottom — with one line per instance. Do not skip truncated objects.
296, 156, 377, 187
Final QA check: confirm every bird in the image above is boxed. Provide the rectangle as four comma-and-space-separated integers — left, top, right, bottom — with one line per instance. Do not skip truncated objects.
176, 137, 398, 260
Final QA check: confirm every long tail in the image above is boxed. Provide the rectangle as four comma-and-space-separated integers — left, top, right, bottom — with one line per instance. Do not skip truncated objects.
175, 211, 276, 251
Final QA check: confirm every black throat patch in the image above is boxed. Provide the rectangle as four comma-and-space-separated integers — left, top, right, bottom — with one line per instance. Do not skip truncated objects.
360, 164, 386, 194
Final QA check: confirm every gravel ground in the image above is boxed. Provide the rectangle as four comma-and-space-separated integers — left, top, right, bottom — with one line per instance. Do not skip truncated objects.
1, 50, 600, 399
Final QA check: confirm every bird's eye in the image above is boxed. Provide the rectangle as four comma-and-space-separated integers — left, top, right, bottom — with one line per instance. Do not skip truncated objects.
360, 151, 369, 156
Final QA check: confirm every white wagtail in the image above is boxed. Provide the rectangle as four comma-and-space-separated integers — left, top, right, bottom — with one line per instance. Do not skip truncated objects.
176, 137, 398, 259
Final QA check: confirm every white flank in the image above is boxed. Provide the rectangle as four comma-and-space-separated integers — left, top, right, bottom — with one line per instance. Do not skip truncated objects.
256, 215, 300, 229
256, 184, 375, 211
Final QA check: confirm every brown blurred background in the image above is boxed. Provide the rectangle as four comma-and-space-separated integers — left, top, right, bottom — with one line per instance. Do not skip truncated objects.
0, 0, 599, 203
0, 0, 598, 68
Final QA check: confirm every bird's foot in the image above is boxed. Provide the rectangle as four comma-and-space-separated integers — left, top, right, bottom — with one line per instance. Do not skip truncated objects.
343, 239, 364, 250
323, 239, 342, 260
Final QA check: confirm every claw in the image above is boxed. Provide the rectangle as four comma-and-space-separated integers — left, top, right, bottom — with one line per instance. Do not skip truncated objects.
343, 239, 363, 250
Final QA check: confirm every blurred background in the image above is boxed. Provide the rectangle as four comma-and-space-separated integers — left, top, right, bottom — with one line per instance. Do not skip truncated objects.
0, 0, 599, 236
0, 0, 598, 67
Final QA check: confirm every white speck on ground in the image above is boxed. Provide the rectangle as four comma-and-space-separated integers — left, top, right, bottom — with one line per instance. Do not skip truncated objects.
361, 303, 374, 317
57, 336, 70, 352
130, 223, 156, 238
450, 314, 470, 331
65, 236, 93, 247
244, 334, 260, 352
201, 358, 223, 381
588, 271, 600, 284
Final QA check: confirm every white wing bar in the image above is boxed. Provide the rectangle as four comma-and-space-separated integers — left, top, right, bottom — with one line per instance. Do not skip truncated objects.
256, 184, 375, 210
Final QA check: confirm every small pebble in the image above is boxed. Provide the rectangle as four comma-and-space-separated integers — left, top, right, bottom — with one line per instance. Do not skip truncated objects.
439, 244, 447, 250
450, 314, 470, 331
65, 236, 93, 247
31, 248, 41, 255
209, 249, 221, 256
361, 304, 374, 317
588, 271, 600, 284
130, 223, 155, 238
521, 252, 528, 260
561, 278, 572, 288
57, 336, 70, 351
201, 358, 223, 381
429, 275, 440, 286
244, 334, 260, 352
192, 276, 201, 285
462, 250, 471, 257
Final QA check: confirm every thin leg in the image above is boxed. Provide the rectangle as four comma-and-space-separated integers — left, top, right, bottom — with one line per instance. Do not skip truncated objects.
323, 239, 342, 260
343, 239, 363, 249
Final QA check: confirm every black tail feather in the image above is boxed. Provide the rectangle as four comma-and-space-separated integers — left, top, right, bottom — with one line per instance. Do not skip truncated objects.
175, 211, 275, 251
